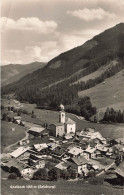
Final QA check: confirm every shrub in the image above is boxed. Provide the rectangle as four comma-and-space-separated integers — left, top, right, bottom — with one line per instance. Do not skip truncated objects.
8, 173, 17, 179
88, 176, 104, 185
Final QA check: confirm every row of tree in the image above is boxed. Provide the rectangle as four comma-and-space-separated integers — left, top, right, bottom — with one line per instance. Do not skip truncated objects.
103, 107, 124, 123
33, 167, 77, 181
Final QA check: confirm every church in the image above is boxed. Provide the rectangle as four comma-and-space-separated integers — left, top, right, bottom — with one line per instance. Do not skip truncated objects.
49, 104, 76, 137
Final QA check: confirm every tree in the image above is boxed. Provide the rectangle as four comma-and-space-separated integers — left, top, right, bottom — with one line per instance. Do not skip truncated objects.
68, 168, 77, 179
33, 168, 48, 180
2, 113, 7, 121
48, 168, 60, 181
61, 169, 70, 180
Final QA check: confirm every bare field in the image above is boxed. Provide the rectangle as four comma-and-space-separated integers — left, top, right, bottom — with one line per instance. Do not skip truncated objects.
79, 70, 124, 111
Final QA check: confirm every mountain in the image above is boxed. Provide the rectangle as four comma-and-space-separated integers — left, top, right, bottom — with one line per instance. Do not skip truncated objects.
1, 61, 46, 86
2, 23, 124, 112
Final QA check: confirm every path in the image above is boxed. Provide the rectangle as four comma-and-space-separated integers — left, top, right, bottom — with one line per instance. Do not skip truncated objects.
3, 130, 29, 153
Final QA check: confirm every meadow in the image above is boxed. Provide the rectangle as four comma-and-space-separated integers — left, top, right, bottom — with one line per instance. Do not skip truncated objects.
1, 179, 124, 195
79, 70, 124, 112
1, 121, 26, 153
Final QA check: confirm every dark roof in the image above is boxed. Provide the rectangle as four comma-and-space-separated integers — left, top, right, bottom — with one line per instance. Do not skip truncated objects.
50, 123, 64, 127
115, 161, 124, 177
5, 158, 28, 171
71, 156, 88, 166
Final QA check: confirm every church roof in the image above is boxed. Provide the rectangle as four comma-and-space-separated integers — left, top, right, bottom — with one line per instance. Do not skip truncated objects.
65, 118, 75, 124
50, 123, 64, 127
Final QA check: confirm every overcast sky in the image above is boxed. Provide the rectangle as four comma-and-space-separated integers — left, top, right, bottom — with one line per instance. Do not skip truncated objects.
1, 0, 124, 65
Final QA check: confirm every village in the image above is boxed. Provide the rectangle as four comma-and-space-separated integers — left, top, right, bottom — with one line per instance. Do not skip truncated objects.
1, 101, 124, 184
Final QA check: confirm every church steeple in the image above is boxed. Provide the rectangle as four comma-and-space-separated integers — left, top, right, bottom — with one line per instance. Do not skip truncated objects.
59, 104, 65, 123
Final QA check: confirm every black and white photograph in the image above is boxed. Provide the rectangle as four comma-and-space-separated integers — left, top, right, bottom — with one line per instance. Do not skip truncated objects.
1, 0, 124, 194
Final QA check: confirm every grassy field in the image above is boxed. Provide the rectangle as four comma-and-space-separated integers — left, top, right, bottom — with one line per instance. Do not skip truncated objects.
17, 103, 124, 140
79, 70, 124, 112
1, 179, 124, 195
1, 121, 26, 153
72, 60, 118, 85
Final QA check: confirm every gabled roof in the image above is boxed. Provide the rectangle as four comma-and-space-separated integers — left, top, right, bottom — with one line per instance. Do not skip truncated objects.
71, 156, 88, 166
55, 162, 68, 170
115, 161, 124, 177
50, 123, 64, 127
29, 126, 45, 133
68, 147, 83, 156
66, 118, 76, 124
34, 143, 48, 151
10, 147, 30, 158
84, 147, 96, 154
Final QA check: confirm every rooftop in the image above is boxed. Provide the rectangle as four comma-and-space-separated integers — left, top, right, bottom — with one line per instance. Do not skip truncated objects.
68, 147, 83, 156
71, 156, 88, 166
10, 147, 30, 158
66, 118, 76, 124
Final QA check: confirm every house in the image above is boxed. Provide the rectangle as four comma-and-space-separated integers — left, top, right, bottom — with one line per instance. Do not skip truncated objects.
83, 147, 96, 160
55, 161, 69, 171
2, 158, 29, 176
49, 123, 65, 137
68, 147, 83, 157
35, 160, 45, 169
64, 133, 74, 140
33, 143, 48, 152
10, 147, 30, 159
67, 156, 90, 176
115, 138, 124, 145
47, 142, 60, 150
28, 126, 45, 136
21, 168, 35, 179
13, 116, 21, 123
85, 128, 95, 133
50, 147, 65, 159
115, 161, 124, 181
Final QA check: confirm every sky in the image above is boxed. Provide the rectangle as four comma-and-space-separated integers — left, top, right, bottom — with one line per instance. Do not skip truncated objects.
1, 0, 124, 65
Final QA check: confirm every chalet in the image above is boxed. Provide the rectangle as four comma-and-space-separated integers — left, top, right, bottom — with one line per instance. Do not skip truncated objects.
33, 143, 48, 152
68, 147, 83, 158
47, 142, 60, 150
64, 133, 74, 140
83, 147, 96, 160
50, 147, 65, 159
13, 116, 22, 123
10, 147, 30, 159
55, 161, 69, 171
115, 161, 124, 179
67, 156, 90, 176
21, 168, 35, 179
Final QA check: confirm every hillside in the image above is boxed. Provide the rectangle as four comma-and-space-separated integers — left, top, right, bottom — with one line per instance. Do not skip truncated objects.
2, 23, 124, 115
79, 69, 124, 111
1, 61, 46, 86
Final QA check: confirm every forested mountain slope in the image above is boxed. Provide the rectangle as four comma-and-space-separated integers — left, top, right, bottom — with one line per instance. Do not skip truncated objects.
1, 61, 46, 86
2, 23, 124, 118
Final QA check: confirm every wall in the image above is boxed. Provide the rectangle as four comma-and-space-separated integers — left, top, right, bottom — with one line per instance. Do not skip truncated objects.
65, 123, 76, 134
